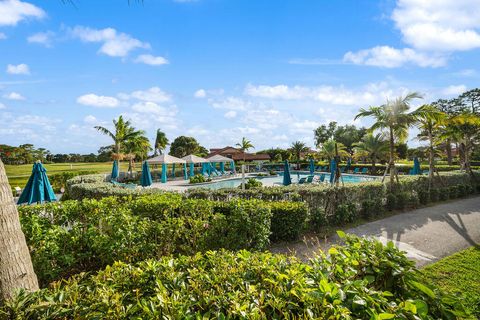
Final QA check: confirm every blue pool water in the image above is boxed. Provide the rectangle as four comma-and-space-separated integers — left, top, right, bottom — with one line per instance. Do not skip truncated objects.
195, 171, 380, 190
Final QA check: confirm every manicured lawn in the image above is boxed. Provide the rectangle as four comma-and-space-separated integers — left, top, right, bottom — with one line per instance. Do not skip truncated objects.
5, 162, 130, 189
421, 246, 480, 318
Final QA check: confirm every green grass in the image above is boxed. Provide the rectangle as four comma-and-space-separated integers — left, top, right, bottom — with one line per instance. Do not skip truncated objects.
421, 246, 480, 318
5, 162, 130, 189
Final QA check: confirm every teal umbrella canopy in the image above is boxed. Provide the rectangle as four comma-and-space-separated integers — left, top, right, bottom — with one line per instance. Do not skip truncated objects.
346, 157, 352, 171
140, 161, 152, 187
329, 158, 337, 184
413, 157, 421, 175
111, 160, 119, 181
18, 162, 57, 205
309, 159, 315, 175
283, 160, 291, 186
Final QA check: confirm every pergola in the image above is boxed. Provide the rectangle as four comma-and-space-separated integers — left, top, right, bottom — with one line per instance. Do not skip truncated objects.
182, 154, 210, 178
146, 154, 187, 183
207, 154, 235, 175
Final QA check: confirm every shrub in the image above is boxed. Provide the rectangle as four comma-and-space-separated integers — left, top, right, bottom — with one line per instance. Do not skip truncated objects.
1, 235, 469, 319
360, 198, 382, 219
429, 188, 440, 202
386, 193, 396, 211
269, 201, 308, 241
418, 189, 430, 205
332, 202, 356, 225
395, 192, 409, 210
189, 174, 209, 184
241, 177, 263, 189
448, 185, 458, 199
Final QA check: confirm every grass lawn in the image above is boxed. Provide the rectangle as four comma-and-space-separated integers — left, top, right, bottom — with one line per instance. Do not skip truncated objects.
5, 162, 130, 189
421, 246, 480, 318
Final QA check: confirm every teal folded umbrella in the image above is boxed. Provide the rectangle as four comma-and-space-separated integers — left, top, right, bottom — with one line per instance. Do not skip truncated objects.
220, 162, 225, 174
283, 160, 291, 186
309, 159, 315, 175
18, 162, 57, 205
161, 163, 167, 183
413, 157, 421, 175
111, 160, 119, 181
140, 161, 152, 187
329, 158, 337, 184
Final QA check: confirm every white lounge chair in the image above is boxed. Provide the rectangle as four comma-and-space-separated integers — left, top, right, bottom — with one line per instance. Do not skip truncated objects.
14, 186, 22, 197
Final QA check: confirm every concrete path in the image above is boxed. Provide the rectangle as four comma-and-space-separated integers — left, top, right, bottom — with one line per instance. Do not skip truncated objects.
270, 196, 480, 267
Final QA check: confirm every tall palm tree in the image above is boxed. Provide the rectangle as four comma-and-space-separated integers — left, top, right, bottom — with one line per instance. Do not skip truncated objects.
412, 105, 446, 181
355, 92, 423, 185
319, 139, 348, 161
290, 141, 308, 169
123, 135, 152, 174
235, 137, 254, 163
353, 133, 388, 172
154, 129, 169, 155
0, 158, 39, 301
94, 116, 145, 160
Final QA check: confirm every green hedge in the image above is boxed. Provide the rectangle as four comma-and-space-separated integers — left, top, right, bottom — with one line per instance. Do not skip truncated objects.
1, 235, 470, 319
19, 195, 307, 286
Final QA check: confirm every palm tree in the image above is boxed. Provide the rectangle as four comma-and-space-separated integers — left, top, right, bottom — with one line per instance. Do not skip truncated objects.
235, 137, 254, 163
355, 92, 422, 185
154, 129, 169, 155
319, 139, 348, 161
94, 116, 145, 160
0, 158, 39, 301
123, 135, 152, 174
353, 133, 389, 172
412, 105, 446, 181
290, 141, 308, 169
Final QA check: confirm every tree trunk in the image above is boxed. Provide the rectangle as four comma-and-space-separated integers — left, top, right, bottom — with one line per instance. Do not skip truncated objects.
0, 158, 39, 301
428, 131, 434, 181
445, 139, 452, 165
388, 127, 395, 186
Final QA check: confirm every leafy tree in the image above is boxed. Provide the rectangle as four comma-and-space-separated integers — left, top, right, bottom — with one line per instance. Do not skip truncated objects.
123, 135, 152, 173
289, 141, 308, 168
353, 133, 388, 171
319, 139, 348, 161
169, 136, 205, 158
314, 122, 337, 147
94, 116, 146, 160
355, 92, 422, 185
235, 137, 254, 163
333, 124, 367, 154
459, 88, 480, 114
154, 129, 169, 155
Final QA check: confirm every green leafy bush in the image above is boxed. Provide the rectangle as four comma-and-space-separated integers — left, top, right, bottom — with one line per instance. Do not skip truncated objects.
1, 235, 469, 319
269, 201, 308, 241
241, 177, 263, 189
189, 174, 209, 184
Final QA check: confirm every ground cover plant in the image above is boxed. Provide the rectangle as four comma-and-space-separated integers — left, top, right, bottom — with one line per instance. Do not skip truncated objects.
421, 246, 480, 318
0, 234, 470, 319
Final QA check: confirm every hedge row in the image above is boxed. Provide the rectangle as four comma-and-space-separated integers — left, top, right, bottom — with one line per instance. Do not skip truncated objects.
19, 194, 307, 286
1, 235, 469, 319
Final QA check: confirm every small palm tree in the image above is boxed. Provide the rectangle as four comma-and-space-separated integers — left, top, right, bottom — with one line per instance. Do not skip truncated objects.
235, 137, 254, 163
123, 135, 152, 174
290, 141, 308, 169
319, 139, 348, 161
94, 116, 145, 160
355, 92, 422, 185
154, 129, 169, 155
412, 105, 446, 181
353, 133, 388, 172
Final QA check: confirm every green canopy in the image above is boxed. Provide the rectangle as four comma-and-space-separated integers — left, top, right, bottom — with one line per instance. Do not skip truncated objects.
18, 162, 57, 205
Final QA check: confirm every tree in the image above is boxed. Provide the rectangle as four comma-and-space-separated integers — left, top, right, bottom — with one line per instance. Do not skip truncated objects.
319, 139, 348, 161
353, 133, 388, 171
123, 135, 152, 174
94, 116, 145, 160
333, 124, 367, 154
0, 157, 39, 301
459, 88, 480, 114
412, 105, 446, 182
355, 92, 422, 185
289, 141, 308, 169
154, 129, 169, 155
169, 136, 204, 158
314, 121, 337, 147
235, 137, 254, 163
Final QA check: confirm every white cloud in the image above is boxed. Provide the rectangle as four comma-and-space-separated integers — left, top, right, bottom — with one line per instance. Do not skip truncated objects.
442, 85, 467, 96
0, 103, 6, 109
224, 110, 237, 119
194, 89, 206, 98
3, 92, 25, 100
134, 54, 169, 66
76, 94, 119, 108
0, 0, 45, 26
210, 96, 251, 110
70, 26, 150, 57
6, 63, 30, 75
126, 87, 171, 103
343, 46, 447, 68
0, 33, 6, 40
392, 0, 480, 52
27, 31, 55, 47
131, 101, 177, 116
83, 115, 99, 124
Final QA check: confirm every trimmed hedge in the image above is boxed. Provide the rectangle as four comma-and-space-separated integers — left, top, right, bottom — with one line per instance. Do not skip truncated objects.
1, 235, 470, 319
19, 195, 307, 286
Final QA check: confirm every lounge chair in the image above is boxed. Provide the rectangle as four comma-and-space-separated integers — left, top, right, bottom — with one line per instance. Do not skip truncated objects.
306, 175, 315, 183
319, 174, 325, 182
353, 168, 360, 174
298, 177, 307, 184
361, 168, 368, 174
14, 186, 22, 197
422, 170, 429, 175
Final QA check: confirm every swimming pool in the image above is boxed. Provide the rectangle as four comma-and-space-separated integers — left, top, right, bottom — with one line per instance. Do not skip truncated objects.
194, 171, 380, 190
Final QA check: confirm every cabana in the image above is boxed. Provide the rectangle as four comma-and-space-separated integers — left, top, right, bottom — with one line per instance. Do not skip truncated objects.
182, 154, 210, 178
207, 154, 235, 175
146, 154, 187, 183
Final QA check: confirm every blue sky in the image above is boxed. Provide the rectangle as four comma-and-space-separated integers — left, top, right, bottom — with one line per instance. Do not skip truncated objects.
1, 0, 479, 153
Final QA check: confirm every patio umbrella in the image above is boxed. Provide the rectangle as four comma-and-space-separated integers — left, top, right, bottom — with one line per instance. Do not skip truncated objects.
413, 157, 421, 175
161, 163, 167, 183
346, 157, 352, 171
220, 162, 225, 174
183, 163, 188, 180
189, 162, 195, 177
309, 159, 315, 175
18, 162, 57, 205
110, 160, 119, 181
231, 161, 235, 173
283, 160, 291, 186
140, 161, 152, 187
329, 158, 337, 184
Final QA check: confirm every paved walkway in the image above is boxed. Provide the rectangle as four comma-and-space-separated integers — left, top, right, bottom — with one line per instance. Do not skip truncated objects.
270, 196, 480, 267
